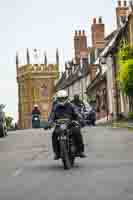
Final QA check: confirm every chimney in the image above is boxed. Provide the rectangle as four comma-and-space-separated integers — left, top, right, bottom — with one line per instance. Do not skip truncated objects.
99, 16, 102, 24
91, 17, 105, 48
74, 29, 87, 64
124, 1, 127, 7
116, 0, 129, 28
118, 0, 121, 7
93, 17, 96, 24
75, 30, 78, 36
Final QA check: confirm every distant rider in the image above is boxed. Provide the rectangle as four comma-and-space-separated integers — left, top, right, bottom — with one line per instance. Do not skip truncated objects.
71, 94, 85, 112
32, 105, 41, 116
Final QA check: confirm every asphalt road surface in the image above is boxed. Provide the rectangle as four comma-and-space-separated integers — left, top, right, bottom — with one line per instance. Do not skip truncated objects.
0, 127, 133, 200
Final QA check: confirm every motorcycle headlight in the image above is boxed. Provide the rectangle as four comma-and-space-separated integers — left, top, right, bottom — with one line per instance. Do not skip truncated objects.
34, 118, 38, 120
60, 124, 67, 130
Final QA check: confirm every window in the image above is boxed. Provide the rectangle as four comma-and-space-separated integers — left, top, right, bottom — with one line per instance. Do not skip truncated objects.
90, 50, 95, 64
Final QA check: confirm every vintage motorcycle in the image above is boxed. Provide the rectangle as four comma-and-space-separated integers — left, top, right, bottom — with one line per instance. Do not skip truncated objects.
75, 104, 96, 127
32, 114, 40, 128
54, 118, 80, 170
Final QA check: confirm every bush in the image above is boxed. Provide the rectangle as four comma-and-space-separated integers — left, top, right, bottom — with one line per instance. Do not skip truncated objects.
128, 112, 133, 120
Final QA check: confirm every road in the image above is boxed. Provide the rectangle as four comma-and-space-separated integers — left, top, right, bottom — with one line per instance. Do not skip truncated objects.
0, 127, 133, 200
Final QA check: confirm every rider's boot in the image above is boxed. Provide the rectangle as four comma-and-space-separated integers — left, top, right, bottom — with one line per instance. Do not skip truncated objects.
79, 152, 87, 158
54, 153, 60, 160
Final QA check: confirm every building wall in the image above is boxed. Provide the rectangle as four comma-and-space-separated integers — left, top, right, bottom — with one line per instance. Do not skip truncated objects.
87, 77, 108, 120
105, 50, 130, 119
129, 14, 133, 46
106, 56, 115, 116
91, 17, 105, 49
17, 64, 59, 129
64, 73, 90, 102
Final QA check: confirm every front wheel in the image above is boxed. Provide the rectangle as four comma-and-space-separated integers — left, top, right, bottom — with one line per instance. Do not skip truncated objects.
91, 120, 96, 126
70, 157, 75, 167
60, 140, 71, 170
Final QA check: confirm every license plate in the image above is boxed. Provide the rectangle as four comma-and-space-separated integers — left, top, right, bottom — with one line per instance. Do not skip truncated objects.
57, 136, 66, 140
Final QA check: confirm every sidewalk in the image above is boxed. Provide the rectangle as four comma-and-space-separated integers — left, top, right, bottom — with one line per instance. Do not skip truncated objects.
96, 118, 133, 129
112, 121, 133, 129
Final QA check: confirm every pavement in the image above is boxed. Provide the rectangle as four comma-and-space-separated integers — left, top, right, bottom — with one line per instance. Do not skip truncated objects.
112, 121, 133, 129
96, 119, 133, 129
0, 127, 133, 199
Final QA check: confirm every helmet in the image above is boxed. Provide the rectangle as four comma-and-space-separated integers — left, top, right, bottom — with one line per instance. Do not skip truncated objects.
74, 94, 80, 102
74, 94, 79, 99
56, 90, 68, 105
52, 95, 57, 102
34, 104, 38, 108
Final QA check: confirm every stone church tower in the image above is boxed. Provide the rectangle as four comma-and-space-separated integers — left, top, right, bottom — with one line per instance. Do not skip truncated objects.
16, 49, 59, 129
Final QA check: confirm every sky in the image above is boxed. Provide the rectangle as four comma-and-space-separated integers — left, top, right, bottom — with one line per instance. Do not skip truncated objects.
0, 0, 118, 121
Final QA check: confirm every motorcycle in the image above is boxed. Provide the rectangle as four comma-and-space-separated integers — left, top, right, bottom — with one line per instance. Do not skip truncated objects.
55, 118, 80, 170
73, 106, 86, 127
84, 108, 96, 126
32, 114, 40, 128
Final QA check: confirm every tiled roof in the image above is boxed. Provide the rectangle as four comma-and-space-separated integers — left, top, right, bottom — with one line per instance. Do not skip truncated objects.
55, 62, 90, 91
86, 72, 106, 92
104, 30, 117, 43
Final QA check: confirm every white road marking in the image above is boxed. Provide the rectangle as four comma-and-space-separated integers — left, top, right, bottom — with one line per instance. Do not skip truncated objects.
12, 168, 23, 177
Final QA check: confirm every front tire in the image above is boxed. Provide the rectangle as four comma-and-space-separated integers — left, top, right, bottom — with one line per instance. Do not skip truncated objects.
60, 140, 71, 170
70, 157, 75, 167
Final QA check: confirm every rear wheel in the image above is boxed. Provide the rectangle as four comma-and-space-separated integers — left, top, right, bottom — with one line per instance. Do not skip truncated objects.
70, 139, 76, 167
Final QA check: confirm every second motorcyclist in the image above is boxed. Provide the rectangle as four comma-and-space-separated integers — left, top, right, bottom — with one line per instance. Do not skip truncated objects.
48, 90, 86, 160
71, 94, 85, 112
32, 105, 41, 128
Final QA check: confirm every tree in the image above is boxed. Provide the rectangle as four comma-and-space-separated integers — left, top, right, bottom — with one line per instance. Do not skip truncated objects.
117, 44, 133, 111
5, 116, 14, 129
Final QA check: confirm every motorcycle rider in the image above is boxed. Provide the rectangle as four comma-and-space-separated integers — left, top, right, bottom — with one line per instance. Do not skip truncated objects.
71, 94, 85, 112
32, 104, 41, 115
48, 90, 86, 160
71, 94, 86, 126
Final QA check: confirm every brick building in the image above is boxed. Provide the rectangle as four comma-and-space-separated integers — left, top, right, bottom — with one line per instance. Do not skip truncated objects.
87, 1, 133, 122
56, 0, 133, 122
16, 49, 59, 129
